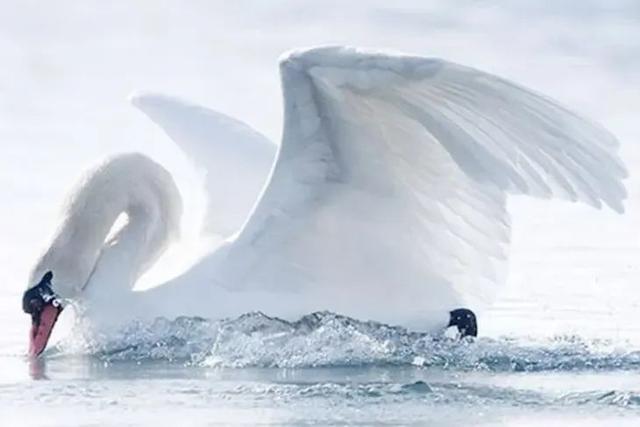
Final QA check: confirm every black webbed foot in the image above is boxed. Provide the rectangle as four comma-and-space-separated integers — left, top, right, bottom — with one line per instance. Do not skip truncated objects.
448, 308, 477, 338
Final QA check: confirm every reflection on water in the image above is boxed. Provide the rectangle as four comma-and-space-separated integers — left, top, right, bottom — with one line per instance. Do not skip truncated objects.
28, 356, 48, 381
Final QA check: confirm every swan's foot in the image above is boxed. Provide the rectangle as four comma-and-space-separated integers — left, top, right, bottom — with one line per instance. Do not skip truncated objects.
448, 308, 477, 338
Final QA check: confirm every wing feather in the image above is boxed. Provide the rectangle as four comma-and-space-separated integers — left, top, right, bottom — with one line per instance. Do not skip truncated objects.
131, 92, 276, 238
215, 47, 625, 326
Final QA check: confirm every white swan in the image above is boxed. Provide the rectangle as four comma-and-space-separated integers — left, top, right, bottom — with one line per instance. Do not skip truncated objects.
23, 46, 627, 356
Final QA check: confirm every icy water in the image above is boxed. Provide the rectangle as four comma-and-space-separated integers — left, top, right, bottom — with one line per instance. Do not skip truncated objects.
2, 312, 640, 426
2, 1, 640, 425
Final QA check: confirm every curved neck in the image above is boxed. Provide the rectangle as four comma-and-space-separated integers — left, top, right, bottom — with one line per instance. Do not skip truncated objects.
29, 154, 182, 299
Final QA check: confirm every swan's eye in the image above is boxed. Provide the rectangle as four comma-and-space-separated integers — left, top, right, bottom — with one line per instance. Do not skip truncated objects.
26, 299, 43, 314
23, 289, 48, 326
22, 271, 62, 318
22, 287, 44, 315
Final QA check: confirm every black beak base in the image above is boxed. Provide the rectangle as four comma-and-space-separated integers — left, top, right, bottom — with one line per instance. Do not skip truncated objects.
448, 308, 478, 338
22, 271, 59, 324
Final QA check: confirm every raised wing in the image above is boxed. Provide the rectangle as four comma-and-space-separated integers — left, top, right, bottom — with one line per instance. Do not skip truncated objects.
219, 47, 626, 326
131, 92, 276, 238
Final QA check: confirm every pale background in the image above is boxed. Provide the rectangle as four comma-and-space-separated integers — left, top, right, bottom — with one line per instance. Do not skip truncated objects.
1, 0, 639, 355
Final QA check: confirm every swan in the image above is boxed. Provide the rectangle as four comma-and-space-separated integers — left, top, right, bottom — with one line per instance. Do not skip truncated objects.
22, 46, 627, 356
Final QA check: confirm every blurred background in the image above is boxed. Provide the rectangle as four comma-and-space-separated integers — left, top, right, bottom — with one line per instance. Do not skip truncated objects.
1, 0, 639, 350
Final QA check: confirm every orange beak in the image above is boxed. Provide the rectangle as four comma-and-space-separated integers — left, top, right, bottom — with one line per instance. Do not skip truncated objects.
28, 303, 63, 357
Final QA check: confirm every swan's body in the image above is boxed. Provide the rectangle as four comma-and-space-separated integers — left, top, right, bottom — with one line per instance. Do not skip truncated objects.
26, 47, 627, 347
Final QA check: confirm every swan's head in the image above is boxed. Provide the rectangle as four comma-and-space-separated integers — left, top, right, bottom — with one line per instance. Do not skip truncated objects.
22, 271, 64, 357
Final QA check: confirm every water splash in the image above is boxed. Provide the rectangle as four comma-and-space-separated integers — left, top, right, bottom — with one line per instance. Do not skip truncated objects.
55, 311, 640, 371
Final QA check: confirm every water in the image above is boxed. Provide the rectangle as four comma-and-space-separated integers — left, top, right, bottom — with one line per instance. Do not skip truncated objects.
47, 312, 640, 371
2, 312, 640, 425
4, 364, 640, 426
2, 1, 640, 425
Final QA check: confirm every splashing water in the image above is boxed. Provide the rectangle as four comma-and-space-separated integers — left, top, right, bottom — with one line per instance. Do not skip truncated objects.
54, 311, 640, 371
0, 311, 628, 426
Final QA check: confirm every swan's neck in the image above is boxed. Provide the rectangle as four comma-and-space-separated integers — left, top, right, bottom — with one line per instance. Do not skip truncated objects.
29, 154, 182, 299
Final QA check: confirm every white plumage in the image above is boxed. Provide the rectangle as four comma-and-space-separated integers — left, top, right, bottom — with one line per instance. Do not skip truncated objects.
29, 46, 626, 332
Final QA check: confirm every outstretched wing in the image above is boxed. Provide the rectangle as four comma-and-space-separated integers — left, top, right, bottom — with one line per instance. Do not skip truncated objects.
194, 47, 627, 326
131, 92, 276, 238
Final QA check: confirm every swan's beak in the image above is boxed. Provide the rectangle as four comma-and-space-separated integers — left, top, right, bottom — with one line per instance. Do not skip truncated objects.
23, 271, 63, 357
28, 302, 63, 357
